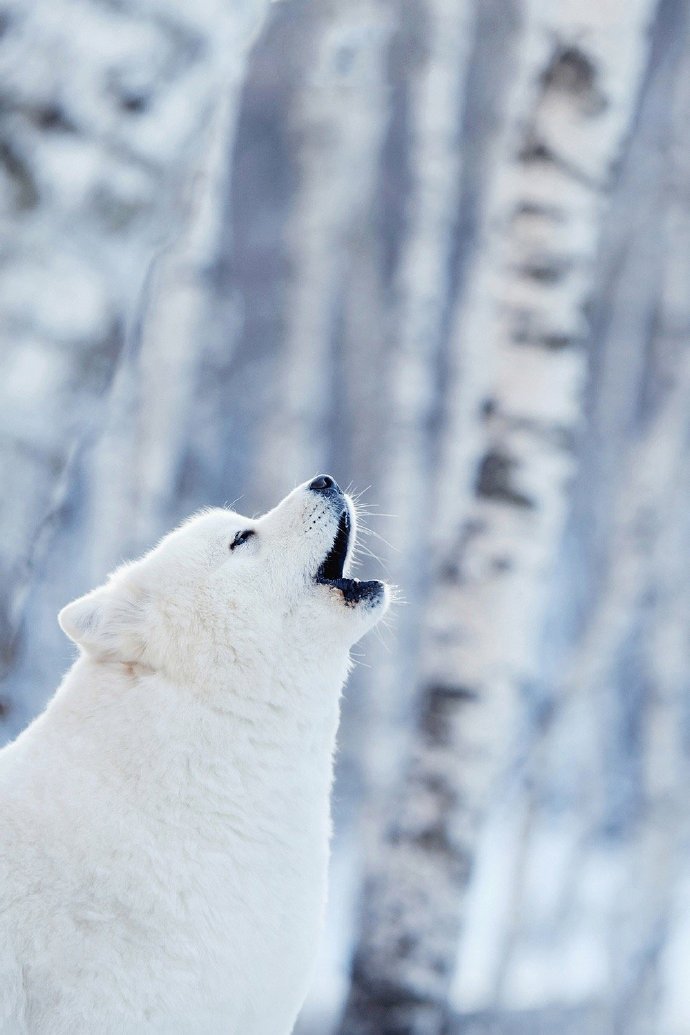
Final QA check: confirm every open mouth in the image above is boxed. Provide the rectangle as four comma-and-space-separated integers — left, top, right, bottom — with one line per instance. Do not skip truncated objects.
316, 506, 384, 606
318, 509, 351, 581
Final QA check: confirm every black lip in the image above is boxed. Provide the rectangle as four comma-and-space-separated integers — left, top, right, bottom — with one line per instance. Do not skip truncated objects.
317, 576, 385, 607
317, 509, 351, 582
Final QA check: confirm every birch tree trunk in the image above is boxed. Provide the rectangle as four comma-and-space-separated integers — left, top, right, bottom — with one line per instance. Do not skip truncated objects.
340, 3, 657, 1031
448, 1, 690, 1023
465, 5, 690, 1026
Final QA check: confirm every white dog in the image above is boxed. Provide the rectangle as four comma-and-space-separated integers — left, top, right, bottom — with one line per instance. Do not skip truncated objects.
0, 476, 389, 1034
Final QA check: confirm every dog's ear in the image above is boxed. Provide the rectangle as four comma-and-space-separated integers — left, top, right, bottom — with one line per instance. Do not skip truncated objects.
58, 580, 149, 662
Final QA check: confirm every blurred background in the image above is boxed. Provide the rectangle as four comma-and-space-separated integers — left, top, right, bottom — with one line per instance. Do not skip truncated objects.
1, 0, 689, 1031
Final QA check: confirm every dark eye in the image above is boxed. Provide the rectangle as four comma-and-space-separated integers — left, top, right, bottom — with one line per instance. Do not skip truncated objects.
230, 529, 255, 551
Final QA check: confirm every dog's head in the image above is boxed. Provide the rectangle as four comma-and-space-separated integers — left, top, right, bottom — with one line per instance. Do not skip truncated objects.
59, 477, 390, 689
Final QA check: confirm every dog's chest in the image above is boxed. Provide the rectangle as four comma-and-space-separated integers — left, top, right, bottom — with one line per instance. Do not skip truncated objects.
42, 777, 331, 1034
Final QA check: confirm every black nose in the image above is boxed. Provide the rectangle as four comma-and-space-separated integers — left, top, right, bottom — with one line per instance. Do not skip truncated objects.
309, 474, 339, 492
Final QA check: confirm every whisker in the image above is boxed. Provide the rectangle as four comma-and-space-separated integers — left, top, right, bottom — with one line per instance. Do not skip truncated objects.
387, 586, 407, 606
373, 623, 394, 652
352, 543, 385, 565
358, 527, 399, 552
354, 512, 397, 521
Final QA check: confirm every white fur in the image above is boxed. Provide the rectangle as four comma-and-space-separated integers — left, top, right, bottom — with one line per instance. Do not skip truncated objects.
0, 481, 388, 1034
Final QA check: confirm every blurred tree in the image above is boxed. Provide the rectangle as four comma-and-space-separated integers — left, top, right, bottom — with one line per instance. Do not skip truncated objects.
339, 1, 658, 1031
491, 3, 690, 1029
0, 0, 268, 729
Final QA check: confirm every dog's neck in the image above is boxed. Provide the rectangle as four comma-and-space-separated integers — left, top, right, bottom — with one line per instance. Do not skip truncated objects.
44, 654, 343, 831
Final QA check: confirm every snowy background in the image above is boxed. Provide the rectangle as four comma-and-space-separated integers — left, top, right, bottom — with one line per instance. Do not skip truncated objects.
2, 0, 690, 1032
